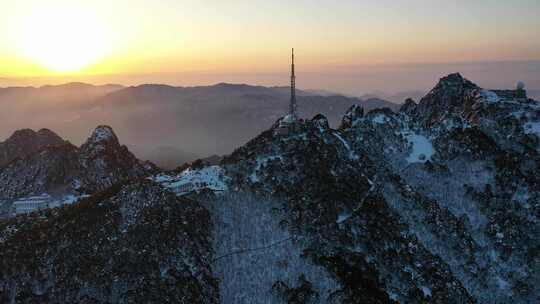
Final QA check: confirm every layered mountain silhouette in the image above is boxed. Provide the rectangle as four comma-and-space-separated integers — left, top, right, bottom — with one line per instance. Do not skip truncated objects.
0, 83, 396, 167
89, 83, 397, 163
0, 74, 538, 303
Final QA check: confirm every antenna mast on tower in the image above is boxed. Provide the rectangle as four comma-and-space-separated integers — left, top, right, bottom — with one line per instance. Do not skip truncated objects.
289, 48, 298, 120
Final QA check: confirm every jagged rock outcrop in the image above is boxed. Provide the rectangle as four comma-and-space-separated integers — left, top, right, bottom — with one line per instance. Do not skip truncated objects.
399, 98, 417, 115
77, 126, 154, 193
410, 73, 480, 126
340, 104, 364, 130
0, 181, 218, 303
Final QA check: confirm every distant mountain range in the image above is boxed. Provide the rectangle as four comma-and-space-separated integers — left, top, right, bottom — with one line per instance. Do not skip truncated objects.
0, 82, 397, 168
527, 89, 540, 100
361, 90, 427, 104
3, 81, 535, 169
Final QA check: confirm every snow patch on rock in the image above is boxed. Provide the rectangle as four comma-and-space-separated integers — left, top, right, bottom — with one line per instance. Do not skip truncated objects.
336, 212, 352, 224
372, 113, 389, 124
333, 131, 358, 160
404, 133, 434, 163
481, 90, 501, 103
56, 194, 90, 206
420, 286, 432, 298
91, 126, 115, 142
523, 121, 540, 137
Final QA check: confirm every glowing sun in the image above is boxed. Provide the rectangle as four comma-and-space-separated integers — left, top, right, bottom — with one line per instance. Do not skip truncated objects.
19, 8, 108, 73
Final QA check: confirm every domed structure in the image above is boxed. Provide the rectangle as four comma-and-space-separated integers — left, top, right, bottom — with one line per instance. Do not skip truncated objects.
281, 114, 296, 125
516, 81, 527, 99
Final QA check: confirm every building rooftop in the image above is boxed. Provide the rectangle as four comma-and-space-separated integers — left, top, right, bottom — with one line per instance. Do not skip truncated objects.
490, 89, 527, 100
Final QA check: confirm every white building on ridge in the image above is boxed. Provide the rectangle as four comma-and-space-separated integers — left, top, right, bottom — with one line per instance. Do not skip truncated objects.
12, 194, 53, 215
11, 193, 87, 215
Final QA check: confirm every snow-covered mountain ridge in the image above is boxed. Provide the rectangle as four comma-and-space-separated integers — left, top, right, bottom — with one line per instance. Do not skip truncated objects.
0, 73, 538, 303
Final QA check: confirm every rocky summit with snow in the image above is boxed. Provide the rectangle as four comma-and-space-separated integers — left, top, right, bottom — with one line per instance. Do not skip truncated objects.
0, 126, 156, 218
0, 73, 539, 303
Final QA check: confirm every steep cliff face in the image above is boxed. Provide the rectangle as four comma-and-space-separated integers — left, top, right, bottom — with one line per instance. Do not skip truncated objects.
0, 181, 218, 304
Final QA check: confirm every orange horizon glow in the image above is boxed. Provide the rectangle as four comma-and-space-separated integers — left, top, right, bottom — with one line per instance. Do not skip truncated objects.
0, 0, 538, 87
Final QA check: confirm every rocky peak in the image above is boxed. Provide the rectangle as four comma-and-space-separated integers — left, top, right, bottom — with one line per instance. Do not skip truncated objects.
0, 125, 156, 201
428, 73, 479, 95
83, 125, 119, 147
339, 104, 364, 130
7, 129, 37, 140
429, 72, 478, 97
79, 126, 125, 159
0, 128, 65, 167
312, 114, 330, 130
436, 72, 472, 87
36, 128, 60, 138
4, 128, 63, 145
0, 143, 80, 200
78, 126, 154, 192
412, 73, 482, 126
400, 98, 417, 114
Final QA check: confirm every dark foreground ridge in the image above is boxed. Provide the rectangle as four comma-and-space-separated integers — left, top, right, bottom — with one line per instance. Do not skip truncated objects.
0, 181, 218, 303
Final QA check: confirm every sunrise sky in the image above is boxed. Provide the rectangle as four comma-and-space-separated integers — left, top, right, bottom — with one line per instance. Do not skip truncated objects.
1, 0, 539, 94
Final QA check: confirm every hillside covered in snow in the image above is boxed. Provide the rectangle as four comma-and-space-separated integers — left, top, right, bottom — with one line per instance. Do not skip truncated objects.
0, 74, 538, 303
